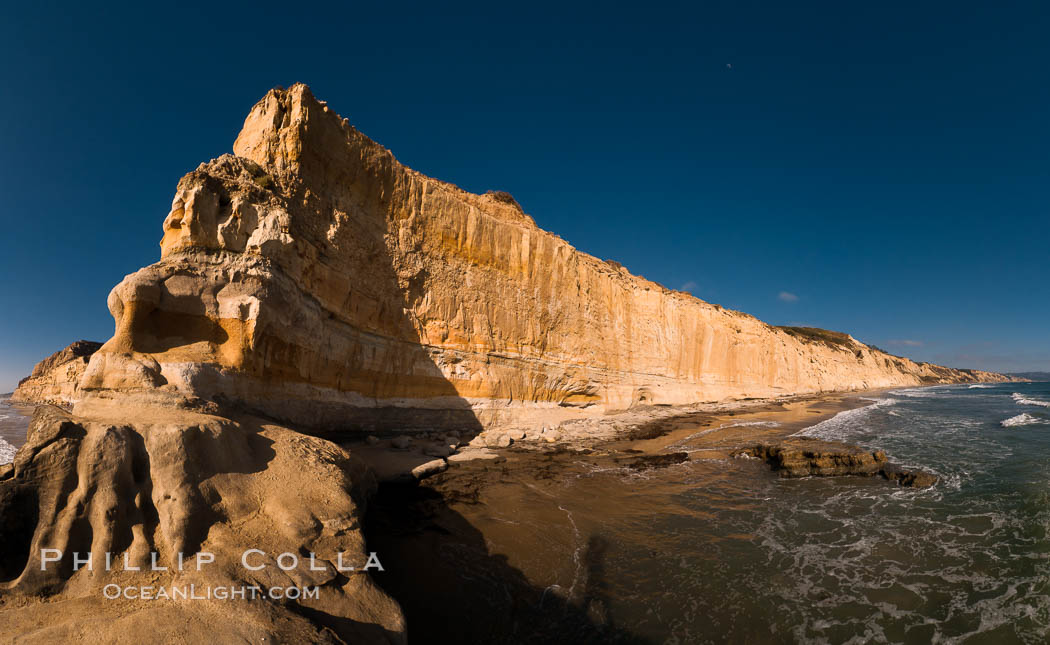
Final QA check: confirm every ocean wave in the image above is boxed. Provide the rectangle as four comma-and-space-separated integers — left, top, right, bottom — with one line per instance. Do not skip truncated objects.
968, 384, 993, 389
750, 466, 1050, 643
889, 388, 941, 398
1012, 393, 1050, 408
0, 438, 15, 465
1000, 413, 1049, 428
724, 420, 781, 428
792, 398, 895, 440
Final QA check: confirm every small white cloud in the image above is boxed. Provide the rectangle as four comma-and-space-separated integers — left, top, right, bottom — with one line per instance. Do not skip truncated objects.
778, 291, 799, 303
680, 281, 698, 293
888, 339, 924, 347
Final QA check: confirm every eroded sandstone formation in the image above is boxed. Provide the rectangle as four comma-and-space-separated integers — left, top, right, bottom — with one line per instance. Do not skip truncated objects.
69, 83, 1013, 435
0, 83, 1009, 641
0, 402, 404, 642
11, 340, 101, 406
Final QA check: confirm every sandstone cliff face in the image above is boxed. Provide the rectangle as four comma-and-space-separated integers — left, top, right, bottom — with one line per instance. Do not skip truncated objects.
75, 83, 1014, 433
0, 84, 1018, 642
12, 340, 101, 406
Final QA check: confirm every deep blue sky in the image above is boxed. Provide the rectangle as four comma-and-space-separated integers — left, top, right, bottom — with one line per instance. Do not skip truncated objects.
1, 1, 1048, 391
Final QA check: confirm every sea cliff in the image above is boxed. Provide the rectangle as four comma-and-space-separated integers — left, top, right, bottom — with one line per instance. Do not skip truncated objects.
11, 340, 101, 406
0, 83, 1019, 643
64, 83, 1013, 434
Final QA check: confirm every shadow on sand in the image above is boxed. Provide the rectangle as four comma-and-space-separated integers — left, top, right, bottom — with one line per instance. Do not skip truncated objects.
364, 479, 652, 645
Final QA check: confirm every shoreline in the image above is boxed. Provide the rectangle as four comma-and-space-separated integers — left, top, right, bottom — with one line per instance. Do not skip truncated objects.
357, 386, 930, 643
0, 395, 34, 462
3, 382, 1017, 641
607, 389, 881, 453
3, 384, 958, 476
0, 386, 893, 472
358, 380, 1050, 643
344, 387, 901, 485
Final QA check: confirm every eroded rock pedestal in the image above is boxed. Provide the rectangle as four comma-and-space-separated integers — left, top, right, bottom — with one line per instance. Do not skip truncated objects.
0, 403, 404, 643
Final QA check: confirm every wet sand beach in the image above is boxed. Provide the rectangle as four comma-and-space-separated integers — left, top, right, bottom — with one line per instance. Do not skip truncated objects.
362, 390, 885, 644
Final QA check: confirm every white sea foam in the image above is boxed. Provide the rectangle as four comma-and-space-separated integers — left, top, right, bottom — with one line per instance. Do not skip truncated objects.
0, 438, 15, 465
968, 384, 993, 389
1012, 393, 1050, 408
668, 420, 780, 451
1000, 413, 1048, 428
723, 420, 781, 428
889, 388, 940, 398
792, 398, 895, 440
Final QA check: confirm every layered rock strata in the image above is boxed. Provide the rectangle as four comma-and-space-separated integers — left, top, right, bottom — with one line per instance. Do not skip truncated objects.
72, 83, 1014, 435
12, 340, 101, 406
0, 83, 1005, 640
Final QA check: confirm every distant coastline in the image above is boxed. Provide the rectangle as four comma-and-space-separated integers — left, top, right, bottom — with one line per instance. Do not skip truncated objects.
1009, 372, 1050, 381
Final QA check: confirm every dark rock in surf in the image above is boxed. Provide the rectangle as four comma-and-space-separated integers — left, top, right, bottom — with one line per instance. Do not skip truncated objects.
614, 451, 690, 471
880, 463, 938, 488
735, 439, 937, 488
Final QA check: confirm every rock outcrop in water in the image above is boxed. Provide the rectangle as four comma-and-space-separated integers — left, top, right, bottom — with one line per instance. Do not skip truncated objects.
11, 340, 101, 406
737, 440, 938, 487
67, 83, 1015, 435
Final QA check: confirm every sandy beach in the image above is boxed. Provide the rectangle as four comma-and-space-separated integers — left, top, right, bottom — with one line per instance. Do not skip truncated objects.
359, 389, 912, 643
345, 389, 885, 485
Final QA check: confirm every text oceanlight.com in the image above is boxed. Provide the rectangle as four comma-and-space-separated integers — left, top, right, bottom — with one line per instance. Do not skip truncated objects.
103, 584, 319, 601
